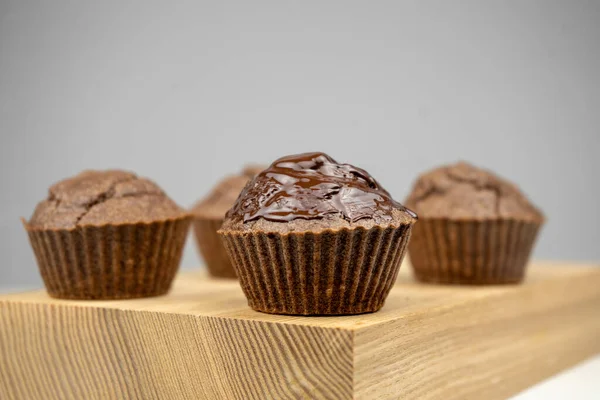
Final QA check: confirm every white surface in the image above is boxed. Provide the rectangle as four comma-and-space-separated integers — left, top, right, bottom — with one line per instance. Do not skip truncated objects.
511, 355, 600, 399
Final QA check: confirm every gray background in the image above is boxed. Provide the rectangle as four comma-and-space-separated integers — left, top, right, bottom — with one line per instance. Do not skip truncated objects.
1, 0, 599, 289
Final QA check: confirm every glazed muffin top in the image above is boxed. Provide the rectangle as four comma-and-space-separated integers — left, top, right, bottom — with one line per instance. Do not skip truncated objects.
192, 165, 267, 219
220, 152, 417, 234
28, 170, 186, 230
405, 162, 544, 221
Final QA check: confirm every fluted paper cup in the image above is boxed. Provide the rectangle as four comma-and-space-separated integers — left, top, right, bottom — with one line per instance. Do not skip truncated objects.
23, 216, 191, 299
219, 224, 413, 315
408, 218, 542, 285
192, 217, 237, 278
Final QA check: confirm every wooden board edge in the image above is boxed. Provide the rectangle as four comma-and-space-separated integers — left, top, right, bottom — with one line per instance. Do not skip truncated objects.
0, 299, 356, 399
353, 270, 600, 399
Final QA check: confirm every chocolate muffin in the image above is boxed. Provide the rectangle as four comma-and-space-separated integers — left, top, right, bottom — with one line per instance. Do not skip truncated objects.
191, 165, 266, 278
23, 170, 191, 299
218, 152, 417, 315
405, 162, 544, 285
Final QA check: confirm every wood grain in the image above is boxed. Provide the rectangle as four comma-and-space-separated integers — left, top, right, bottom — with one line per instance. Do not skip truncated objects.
0, 261, 599, 399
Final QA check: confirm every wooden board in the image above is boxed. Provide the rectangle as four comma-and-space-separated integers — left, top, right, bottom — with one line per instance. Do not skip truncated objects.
0, 261, 599, 400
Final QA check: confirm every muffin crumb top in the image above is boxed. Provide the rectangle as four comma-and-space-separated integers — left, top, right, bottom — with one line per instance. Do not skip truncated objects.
405, 162, 544, 221
29, 170, 185, 229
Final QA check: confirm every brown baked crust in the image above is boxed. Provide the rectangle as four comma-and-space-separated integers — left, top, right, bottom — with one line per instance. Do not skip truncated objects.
28, 170, 186, 229
405, 162, 544, 221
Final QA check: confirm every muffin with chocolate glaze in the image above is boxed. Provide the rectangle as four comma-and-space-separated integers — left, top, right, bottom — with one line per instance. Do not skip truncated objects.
405, 162, 544, 285
218, 152, 417, 315
191, 165, 266, 278
23, 170, 191, 299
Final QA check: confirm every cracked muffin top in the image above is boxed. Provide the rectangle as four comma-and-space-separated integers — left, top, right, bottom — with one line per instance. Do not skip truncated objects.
28, 170, 186, 229
404, 162, 544, 221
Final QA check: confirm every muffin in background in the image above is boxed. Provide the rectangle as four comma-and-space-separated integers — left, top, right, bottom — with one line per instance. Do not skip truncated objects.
218, 152, 417, 315
191, 165, 265, 278
405, 162, 544, 285
241, 164, 266, 178
23, 170, 191, 299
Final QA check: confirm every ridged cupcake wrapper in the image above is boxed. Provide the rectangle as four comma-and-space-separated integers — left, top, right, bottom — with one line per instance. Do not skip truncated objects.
409, 219, 542, 285
219, 224, 413, 315
24, 217, 191, 300
193, 218, 237, 279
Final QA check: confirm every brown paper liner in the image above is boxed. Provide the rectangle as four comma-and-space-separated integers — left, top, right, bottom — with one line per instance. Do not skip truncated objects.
23, 216, 191, 299
408, 218, 542, 285
192, 217, 237, 278
219, 224, 413, 315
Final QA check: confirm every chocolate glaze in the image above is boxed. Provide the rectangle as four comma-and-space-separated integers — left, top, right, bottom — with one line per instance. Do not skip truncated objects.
227, 152, 417, 224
